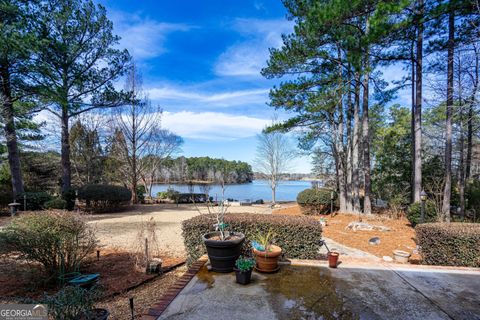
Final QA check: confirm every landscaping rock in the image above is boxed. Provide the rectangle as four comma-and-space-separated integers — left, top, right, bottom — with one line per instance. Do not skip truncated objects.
383, 256, 393, 262
346, 222, 391, 232
369, 237, 380, 245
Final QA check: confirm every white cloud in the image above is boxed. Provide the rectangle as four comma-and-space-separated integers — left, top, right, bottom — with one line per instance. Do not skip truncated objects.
162, 111, 269, 140
109, 11, 192, 60
147, 86, 269, 108
214, 18, 294, 77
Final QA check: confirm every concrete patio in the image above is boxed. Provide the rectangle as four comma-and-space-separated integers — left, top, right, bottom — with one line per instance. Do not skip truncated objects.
155, 261, 480, 320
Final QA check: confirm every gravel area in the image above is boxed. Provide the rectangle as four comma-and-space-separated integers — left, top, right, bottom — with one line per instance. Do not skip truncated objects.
88, 203, 273, 257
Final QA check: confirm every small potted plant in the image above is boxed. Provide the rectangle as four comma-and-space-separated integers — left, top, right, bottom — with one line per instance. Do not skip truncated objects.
328, 251, 339, 268
251, 229, 282, 273
234, 256, 255, 285
202, 186, 245, 272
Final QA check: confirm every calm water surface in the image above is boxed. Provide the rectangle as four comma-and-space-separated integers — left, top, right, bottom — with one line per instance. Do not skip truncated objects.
151, 180, 313, 202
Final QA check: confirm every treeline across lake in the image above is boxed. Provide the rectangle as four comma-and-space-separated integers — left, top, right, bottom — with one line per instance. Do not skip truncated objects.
156, 157, 254, 184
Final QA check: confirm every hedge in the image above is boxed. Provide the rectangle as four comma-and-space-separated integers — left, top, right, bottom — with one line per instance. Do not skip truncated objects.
416, 223, 480, 267
44, 198, 68, 210
297, 188, 335, 215
182, 213, 322, 265
16, 192, 52, 211
77, 184, 131, 213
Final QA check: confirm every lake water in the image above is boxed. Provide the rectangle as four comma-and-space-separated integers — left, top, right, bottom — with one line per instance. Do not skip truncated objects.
151, 180, 314, 202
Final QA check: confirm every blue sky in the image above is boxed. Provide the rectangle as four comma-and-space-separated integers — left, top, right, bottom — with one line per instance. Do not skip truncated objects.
93, 0, 410, 174
92, 0, 317, 172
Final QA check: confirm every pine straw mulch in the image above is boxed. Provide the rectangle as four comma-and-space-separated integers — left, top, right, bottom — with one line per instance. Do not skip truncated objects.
273, 205, 421, 263
0, 248, 185, 303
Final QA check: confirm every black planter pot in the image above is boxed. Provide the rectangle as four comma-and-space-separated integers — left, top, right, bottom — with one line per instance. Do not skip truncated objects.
234, 268, 252, 285
202, 231, 245, 272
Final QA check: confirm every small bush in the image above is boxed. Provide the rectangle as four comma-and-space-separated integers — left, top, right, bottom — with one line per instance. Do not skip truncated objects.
16, 192, 52, 211
157, 191, 168, 199
407, 200, 437, 226
416, 223, 480, 267
77, 184, 131, 213
0, 211, 97, 277
136, 185, 146, 203
44, 198, 68, 210
44, 286, 99, 320
297, 188, 335, 215
182, 213, 322, 265
61, 188, 76, 211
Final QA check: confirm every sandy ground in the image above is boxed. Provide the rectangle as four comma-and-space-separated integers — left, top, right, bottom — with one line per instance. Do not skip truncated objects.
87, 203, 273, 257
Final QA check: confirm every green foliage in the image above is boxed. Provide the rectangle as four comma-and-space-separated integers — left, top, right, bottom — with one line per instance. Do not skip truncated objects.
44, 286, 99, 320
136, 185, 146, 203
235, 256, 255, 272
62, 188, 76, 211
297, 188, 335, 215
0, 211, 97, 277
21, 152, 61, 193
44, 198, 68, 210
407, 201, 438, 226
466, 180, 480, 213
69, 120, 105, 185
372, 105, 412, 203
252, 229, 276, 251
16, 191, 52, 210
157, 191, 168, 199
182, 213, 322, 265
416, 223, 480, 267
161, 156, 254, 184
77, 184, 131, 213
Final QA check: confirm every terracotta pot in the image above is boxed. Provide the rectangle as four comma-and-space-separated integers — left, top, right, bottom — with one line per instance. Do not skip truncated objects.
202, 232, 245, 272
328, 251, 339, 268
253, 245, 282, 273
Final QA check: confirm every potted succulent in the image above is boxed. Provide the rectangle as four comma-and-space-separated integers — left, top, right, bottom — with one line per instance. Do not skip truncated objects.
251, 229, 282, 273
202, 188, 245, 272
234, 256, 255, 285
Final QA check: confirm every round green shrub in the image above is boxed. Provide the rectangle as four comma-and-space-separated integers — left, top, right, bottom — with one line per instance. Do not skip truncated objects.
77, 184, 131, 213
157, 191, 168, 199
44, 198, 68, 210
407, 200, 437, 226
297, 188, 335, 215
16, 192, 52, 210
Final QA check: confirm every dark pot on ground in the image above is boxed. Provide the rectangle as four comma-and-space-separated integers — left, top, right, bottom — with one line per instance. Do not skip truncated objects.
253, 245, 282, 273
202, 231, 245, 272
76, 308, 109, 320
234, 268, 253, 285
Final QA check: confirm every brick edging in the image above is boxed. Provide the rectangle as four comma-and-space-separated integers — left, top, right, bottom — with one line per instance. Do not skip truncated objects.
141, 257, 208, 320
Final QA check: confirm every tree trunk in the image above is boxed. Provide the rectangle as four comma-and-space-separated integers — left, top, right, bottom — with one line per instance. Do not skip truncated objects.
410, 41, 416, 204
352, 75, 361, 213
0, 64, 24, 198
346, 69, 354, 213
459, 110, 465, 219
466, 47, 478, 180
413, 0, 424, 203
61, 107, 72, 193
362, 51, 371, 215
271, 185, 276, 205
442, 9, 455, 223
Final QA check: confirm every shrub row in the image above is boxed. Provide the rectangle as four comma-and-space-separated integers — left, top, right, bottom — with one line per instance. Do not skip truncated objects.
182, 213, 322, 265
297, 188, 335, 215
16, 192, 52, 210
77, 184, 131, 213
415, 223, 480, 267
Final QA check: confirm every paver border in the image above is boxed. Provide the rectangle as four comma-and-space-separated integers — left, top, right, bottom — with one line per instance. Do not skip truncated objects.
141, 256, 208, 320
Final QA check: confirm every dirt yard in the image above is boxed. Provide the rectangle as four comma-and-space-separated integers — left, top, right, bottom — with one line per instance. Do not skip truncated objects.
274, 204, 419, 261
88, 203, 273, 257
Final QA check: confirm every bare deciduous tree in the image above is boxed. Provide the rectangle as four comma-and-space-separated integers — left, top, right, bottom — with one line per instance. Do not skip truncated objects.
111, 64, 161, 203
255, 126, 296, 205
